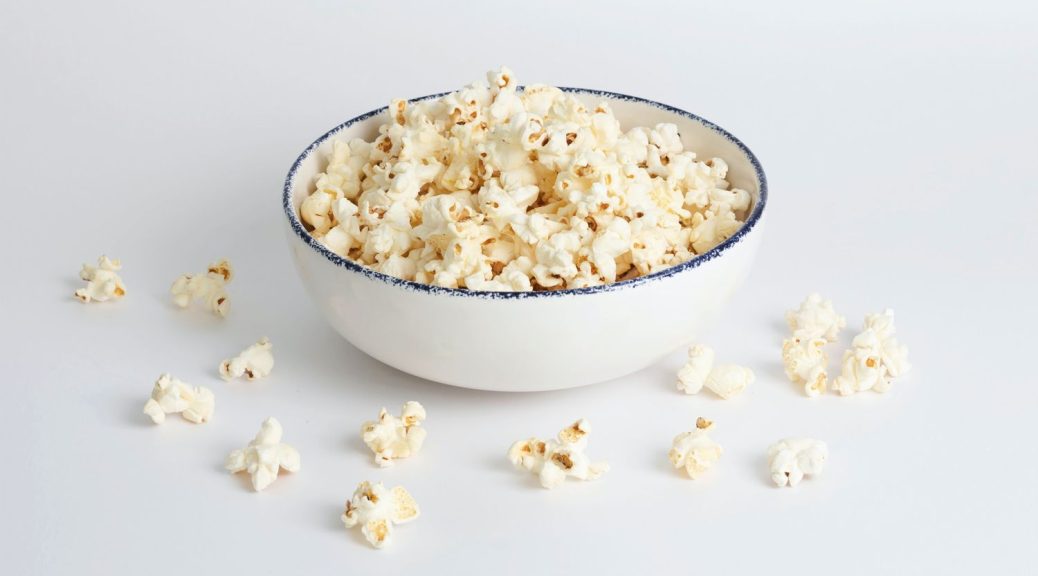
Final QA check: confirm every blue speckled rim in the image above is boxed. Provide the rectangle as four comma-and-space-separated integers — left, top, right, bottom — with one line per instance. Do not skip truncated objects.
283, 87, 768, 299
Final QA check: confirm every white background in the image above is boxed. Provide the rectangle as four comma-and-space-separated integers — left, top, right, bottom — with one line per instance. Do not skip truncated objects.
2, 1, 1036, 574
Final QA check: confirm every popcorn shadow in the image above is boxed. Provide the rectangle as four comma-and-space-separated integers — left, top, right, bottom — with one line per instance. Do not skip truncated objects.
763, 363, 798, 395
216, 460, 256, 492
742, 451, 776, 488
346, 433, 372, 462
123, 397, 154, 428
163, 301, 233, 332
292, 327, 515, 407
479, 452, 546, 489
652, 449, 680, 479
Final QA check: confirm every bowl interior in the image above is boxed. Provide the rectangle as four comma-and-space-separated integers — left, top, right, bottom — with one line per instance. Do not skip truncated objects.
285, 88, 766, 295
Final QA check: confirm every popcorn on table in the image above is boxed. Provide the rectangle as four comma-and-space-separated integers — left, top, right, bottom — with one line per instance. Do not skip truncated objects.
669, 417, 723, 479
781, 293, 844, 396
143, 373, 214, 424
508, 418, 609, 489
299, 67, 752, 291
782, 336, 829, 397
170, 259, 233, 316
342, 481, 419, 549
832, 309, 911, 395
786, 293, 845, 342
676, 344, 754, 399
219, 337, 274, 380
225, 417, 300, 492
74, 255, 126, 303
768, 438, 828, 487
361, 401, 427, 467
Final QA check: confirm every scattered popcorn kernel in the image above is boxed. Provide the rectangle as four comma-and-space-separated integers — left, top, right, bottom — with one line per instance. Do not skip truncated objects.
170, 259, 233, 317
508, 418, 609, 489
360, 401, 427, 467
786, 293, 845, 342
219, 337, 274, 381
669, 417, 723, 479
676, 344, 754, 399
299, 67, 753, 291
74, 255, 126, 303
225, 417, 300, 492
142, 373, 214, 424
781, 336, 829, 397
768, 438, 828, 487
342, 481, 419, 549
832, 309, 910, 395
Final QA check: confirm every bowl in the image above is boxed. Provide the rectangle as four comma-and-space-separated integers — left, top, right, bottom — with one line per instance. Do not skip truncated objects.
283, 88, 767, 392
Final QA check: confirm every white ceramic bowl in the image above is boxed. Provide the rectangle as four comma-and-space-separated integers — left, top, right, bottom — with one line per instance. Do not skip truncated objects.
283, 88, 767, 391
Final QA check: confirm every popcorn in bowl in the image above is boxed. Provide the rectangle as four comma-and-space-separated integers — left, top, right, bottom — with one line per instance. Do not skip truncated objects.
298, 67, 752, 291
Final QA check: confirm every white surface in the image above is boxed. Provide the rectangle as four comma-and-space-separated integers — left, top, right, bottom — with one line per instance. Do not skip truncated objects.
285, 92, 765, 390
1, 1, 1036, 574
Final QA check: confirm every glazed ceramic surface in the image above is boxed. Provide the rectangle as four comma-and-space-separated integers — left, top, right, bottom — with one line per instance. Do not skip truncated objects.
283, 89, 768, 391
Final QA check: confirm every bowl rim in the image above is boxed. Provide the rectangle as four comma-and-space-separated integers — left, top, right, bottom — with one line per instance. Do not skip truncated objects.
283, 87, 768, 299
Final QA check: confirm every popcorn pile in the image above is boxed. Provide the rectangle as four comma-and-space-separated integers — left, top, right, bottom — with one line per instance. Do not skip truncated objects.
781, 294, 846, 397
299, 67, 752, 291
779, 294, 911, 396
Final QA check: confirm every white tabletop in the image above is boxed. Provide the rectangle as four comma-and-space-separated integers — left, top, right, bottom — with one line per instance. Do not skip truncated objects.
2, 1, 1036, 574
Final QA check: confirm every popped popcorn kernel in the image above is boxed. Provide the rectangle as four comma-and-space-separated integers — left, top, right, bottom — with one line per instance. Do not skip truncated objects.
508, 418, 609, 489
342, 481, 419, 549
832, 309, 910, 395
360, 401, 427, 467
74, 255, 126, 303
299, 67, 753, 291
676, 344, 754, 399
768, 438, 827, 487
786, 293, 845, 342
170, 259, 233, 316
781, 336, 829, 397
219, 337, 274, 381
142, 373, 214, 424
225, 417, 300, 492
669, 417, 723, 479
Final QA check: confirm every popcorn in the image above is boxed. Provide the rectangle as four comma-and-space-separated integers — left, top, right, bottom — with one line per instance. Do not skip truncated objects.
342, 481, 420, 549
170, 259, 233, 317
786, 293, 845, 342
676, 344, 755, 399
225, 417, 300, 492
780, 293, 846, 396
143, 373, 214, 424
832, 309, 911, 395
768, 438, 828, 487
781, 336, 829, 397
360, 401, 427, 467
300, 67, 752, 290
74, 255, 126, 303
219, 337, 274, 381
669, 417, 723, 479
508, 419, 609, 489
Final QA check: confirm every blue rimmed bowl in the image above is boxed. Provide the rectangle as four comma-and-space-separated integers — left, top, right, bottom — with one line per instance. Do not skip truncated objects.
283, 88, 767, 391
